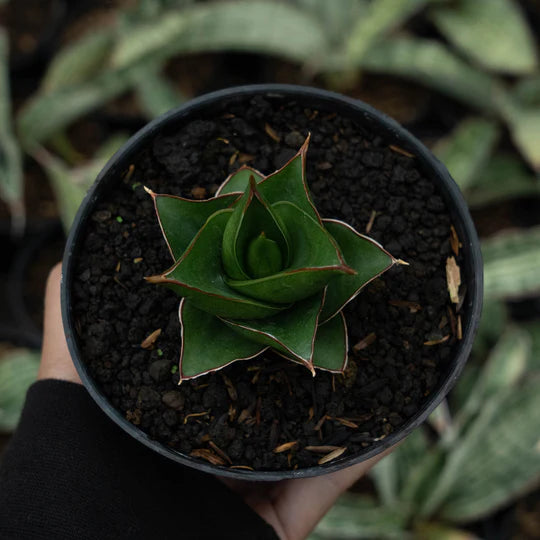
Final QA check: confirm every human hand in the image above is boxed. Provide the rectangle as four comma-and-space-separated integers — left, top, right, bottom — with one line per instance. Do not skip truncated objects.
38, 263, 81, 384
40, 263, 391, 540
221, 449, 390, 540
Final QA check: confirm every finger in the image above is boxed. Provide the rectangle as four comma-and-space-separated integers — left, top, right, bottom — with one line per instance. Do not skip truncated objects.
269, 448, 394, 540
38, 262, 82, 384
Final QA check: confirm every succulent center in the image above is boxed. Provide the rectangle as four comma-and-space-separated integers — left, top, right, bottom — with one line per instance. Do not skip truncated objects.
246, 231, 284, 279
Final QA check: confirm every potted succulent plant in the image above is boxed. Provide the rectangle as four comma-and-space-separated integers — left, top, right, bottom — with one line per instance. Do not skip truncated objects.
144, 135, 406, 382
61, 84, 483, 480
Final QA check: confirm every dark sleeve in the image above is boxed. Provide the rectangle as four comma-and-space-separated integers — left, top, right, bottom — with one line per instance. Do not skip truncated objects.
0, 380, 278, 540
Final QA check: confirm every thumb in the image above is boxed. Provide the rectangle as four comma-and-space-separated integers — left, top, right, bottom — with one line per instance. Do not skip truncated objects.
38, 262, 82, 384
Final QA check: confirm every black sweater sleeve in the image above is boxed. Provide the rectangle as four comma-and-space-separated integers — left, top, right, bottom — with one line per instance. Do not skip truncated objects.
0, 380, 278, 540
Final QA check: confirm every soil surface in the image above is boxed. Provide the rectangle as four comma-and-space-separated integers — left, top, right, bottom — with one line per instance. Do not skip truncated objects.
71, 96, 463, 471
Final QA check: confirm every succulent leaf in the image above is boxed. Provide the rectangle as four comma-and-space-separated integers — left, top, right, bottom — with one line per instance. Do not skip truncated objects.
216, 165, 264, 196
321, 219, 396, 322
312, 311, 348, 372
216, 135, 321, 223
258, 134, 321, 223
149, 189, 239, 259
146, 209, 288, 319
222, 176, 290, 280
246, 232, 283, 278
220, 289, 325, 370
226, 202, 355, 303
179, 299, 267, 380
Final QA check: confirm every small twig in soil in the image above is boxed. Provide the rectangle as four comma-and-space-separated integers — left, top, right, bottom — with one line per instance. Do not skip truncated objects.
208, 441, 232, 465
229, 465, 254, 471
353, 333, 376, 353
183, 411, 209, 424
330, 416, 359, 429
389, 144, 414, 158
424, 335, 450, 346
190, 448, 225, 466
450, 225, 461, 256
388, 300, 422, 313
366, 210, 377, 233
273, 441, 298, 453
305, 445, 342, 454
457, 315, 463, 340
123, 164, 135, 182
314, 414, 328, 431
446, 256, 461, 304
318, 447, 346, 465
264, 123, 281, 142
222, 374, 238, 401
140, 328, 162, 349
238, 153, 255, 164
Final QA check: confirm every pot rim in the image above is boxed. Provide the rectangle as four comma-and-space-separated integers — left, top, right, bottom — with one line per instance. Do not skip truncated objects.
61, 83, 483, 481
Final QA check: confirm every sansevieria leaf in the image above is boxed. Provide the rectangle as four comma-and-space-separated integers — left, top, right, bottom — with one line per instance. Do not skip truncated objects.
226, 202, 354, 303
179, 299, 267, 380
146, 209, 288, 319
321, 219, 397, 321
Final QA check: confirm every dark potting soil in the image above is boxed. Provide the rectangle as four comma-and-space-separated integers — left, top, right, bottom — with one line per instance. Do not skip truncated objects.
71, 96, 463, 471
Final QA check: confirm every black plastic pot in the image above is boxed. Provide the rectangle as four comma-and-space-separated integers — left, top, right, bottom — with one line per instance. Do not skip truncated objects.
61, 84, 483, 481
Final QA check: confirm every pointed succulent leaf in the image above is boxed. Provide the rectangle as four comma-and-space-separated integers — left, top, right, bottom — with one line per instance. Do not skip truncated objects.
258, 134, 321, 223
312, 311, 348, 373
148, 188, 239, 259
179, 299, 267, 381
216, 165, 264, 196
321, 219, 396, 321
221, 290, 325, 370
222, 176, 289, 280
146, 209, 288, 319
246, 232, 283, 278
226, 202, 355, 304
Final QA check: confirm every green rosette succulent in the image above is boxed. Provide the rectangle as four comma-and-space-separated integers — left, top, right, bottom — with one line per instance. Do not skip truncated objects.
146, 136, 400, 382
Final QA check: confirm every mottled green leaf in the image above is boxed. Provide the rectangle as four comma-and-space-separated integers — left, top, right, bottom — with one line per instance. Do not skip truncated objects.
523, 321, 540, 372
216, 166, 264, 196
147, 209, 287, 319
42, 30, 114, 92
483, 227, 540, 300
178, 299, 266, 380
226, 202, 353, 303
135, 66, 186, 118
32, 148, 87, 232
497, 92, 540, 171
345, 0, 433, 64
222, 176, 289, 281
312, 311, 348, 372
436, 378, 540, 522
151, 190, 238, 260
321, 219, 395, 321
413, 522, 479, 540
295, 0, 368, 48
359, 37, 501, 112
370, 452, 400, 507
430, 0, 537, 75
433, 118, 500, 191
466, 154, 540, 207
112, 1, 327, 69
0, 349, 40, 432
311, 493, 408, 540
0, 28, 24, 228
222, 290, 324, 368
17, 62, 141, 148
513, 76, 540, 107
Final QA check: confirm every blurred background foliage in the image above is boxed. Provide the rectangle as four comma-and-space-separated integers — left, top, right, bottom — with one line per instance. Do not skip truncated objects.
1, 0, 539, 537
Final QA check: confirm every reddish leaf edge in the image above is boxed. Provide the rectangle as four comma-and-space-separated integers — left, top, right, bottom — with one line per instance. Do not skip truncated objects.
177, 299, 269, 383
